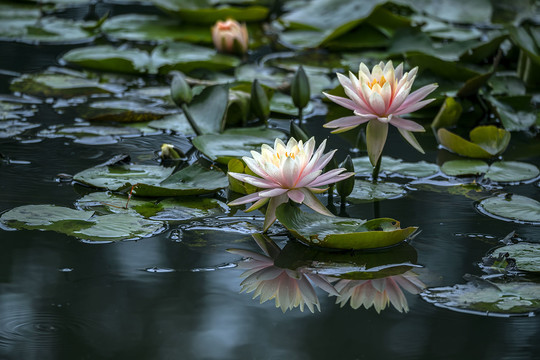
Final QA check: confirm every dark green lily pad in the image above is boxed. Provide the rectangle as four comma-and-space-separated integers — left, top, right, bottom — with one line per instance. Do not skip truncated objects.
351, 156, 439, 178
0, 204, 164, 242
62, 45, 151, 74
148, 113, 195, 135
442, 160, 539, 182
270, 92, 314, 116
102, 14, 212, 43
185, 84, 229, 135
491, 243, 540, 273
73, 162, 227, 196
151, 42, 241, 74
275, 203, 417, 250
402, 0, 493, 24
422, 280, 540, 316
438, 126, 511, 158
192, 127, 286, 164
76, 192, 227, 220
78, 99, 175, 122
484, 95, 537, 132
152, 0, 269, 23
10, 73, 123, 98
346, 180, 407, 203
478, 194, 540, 224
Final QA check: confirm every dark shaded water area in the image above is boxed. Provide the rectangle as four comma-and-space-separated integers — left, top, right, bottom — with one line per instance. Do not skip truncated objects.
1, 4, 540, 360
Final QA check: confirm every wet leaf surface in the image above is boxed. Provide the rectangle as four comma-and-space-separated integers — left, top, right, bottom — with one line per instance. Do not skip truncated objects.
490, 243, 540, 273
346, 180, 407, 203
478, 194, 540, 224
352, 156, 439, 178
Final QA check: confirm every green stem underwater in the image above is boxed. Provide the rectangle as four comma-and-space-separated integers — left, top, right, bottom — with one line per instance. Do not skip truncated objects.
372, 156, 382, 184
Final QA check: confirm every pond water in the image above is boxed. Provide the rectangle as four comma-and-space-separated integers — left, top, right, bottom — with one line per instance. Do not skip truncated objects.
1, 1, 540, 360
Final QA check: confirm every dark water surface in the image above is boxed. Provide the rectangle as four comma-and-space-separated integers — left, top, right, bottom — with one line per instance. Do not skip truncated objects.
1, 6, 540, 360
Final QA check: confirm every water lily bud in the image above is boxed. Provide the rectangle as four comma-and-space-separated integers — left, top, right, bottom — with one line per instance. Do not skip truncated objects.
250, 79, 270, 123
170, 71, 192, 107
290, 122, 309, 143
211, 18, 249, 55
160, 143, 183, 160
336, 155, 355, 201
291, 65, 310, 109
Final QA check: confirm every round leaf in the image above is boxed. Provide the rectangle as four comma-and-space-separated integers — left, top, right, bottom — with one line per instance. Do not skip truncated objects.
491, 243, 540, 273
485, 161, 539, 182
346, 180, 407, 203
441, 159, 489, 176
478, 194, 540, 224
62, 45, 151, 74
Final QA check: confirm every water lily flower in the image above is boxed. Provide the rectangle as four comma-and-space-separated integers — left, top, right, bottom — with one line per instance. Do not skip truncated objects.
332, 272, 426, 313
228, 137, 354, 231
228, 236, 338, 313
211, 18, 249, 55
323, 61, 438, 166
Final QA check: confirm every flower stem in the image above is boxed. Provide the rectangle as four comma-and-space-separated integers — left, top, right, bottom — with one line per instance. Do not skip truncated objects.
181, 103, 202, 137
298, 107, 303, 124
372, 156, 382, 184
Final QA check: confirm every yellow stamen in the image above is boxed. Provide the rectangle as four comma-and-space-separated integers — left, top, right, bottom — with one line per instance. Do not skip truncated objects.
368, 75, 387, 89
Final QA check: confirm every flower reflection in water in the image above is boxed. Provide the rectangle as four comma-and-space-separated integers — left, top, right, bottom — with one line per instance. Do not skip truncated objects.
228, 234, 339, 313
332, 272, 426, 313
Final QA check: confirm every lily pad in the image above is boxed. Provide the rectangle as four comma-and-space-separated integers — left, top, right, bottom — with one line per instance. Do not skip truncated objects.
441, 160, 490, 177
151, 42, 241, 74
148, 113, 195, 135
275, 203, 418, 250
73, 162, 227, 196
491, 243, 540, 273
438, 126, 511, 158
185, 84, 229, 135
10, 73, 123, 98
0, 119, 40, 138
477, 194, 540, 224
0, 204, 164, 242
102, 14, 212, 43
38, 125, 142, 143
442, 160, 539, 182
270, 92, 314, 116
192, 127, 287, 164
76, 192, 227, 220
346, 180, 407, 203
62, 45, 151, 74
0, 16, 94, 44
422, 280, 540, 316
484, 95, 538, 132
78, 99, 175, 122
351, 156, 439, 178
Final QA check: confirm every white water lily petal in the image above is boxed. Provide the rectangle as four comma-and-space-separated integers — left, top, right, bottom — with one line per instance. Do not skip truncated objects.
389, 117, 425, 132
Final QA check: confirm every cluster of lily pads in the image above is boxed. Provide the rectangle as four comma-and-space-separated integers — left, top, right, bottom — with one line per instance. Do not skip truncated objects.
0, 0, 539, 314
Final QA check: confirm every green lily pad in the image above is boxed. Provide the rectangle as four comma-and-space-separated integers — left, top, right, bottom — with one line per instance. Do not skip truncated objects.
148, 113, 195, 135
102, 14, 212, 43
73, 162, 227, 196
192, 127, 286, 164
346, 180, 407, 203
78, 99, 175, 122
351, 156, 439, 178
422, 280, 540, 316
39, 125, 141, 140
275, 203, 418, 250
62, 45, 151, 74
185, 84, 229, 135
10, 73, 123, 98
478, 194, 540, 224
151, 42, 240, 74
152, 0, 269, 23
438, 126, 511, 158
0, 15, 94, 44
401, 0, 493, 24
76, 192, 227, 220
484, 95, 537, 132
270, 92, 314, 116
491, 243, 540, 273
441, 160, 490, 177
442, 160, 539, 182
0, 204, 164, 242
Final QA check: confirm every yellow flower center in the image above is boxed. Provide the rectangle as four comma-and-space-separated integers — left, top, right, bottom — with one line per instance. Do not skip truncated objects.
368, 75, 387, 89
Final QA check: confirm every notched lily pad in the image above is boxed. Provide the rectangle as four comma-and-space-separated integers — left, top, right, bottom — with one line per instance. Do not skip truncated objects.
490, 243, 540, 273
477, 194, 540, 224
73, 162, 227, 196
351, 156, 439, 178
346, 180, 407, 203
275, 203, 418, 250
438, 125, 510, 158
192, 127, 287, 164
0, 204, 163, 242
422, 280, 540, 316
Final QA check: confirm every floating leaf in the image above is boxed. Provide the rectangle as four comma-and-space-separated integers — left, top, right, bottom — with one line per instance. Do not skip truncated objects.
275, 203, 417, 250
62, 45, 151, 74
490, 243, 540, 273
102, 14, 212, 43
185, 84, 229, 135
438, 126, 510, 158
485, 161, 539, 182
192, 127, 286, 164
0, 204, 163, 242
422, 280, 540, 316
38, 125, 142, 143
148, 113, 195, 135
478, 194, 540, 224
78, 99, 175, 122
484, 95, 537, 131
346, 180, 407, 203
10, 73, 123, 98
73, 163, 227, 196
441, 160, 490, 177
151, 42, 240, 74
270, 92, 314, 116
351, 156, 439, 178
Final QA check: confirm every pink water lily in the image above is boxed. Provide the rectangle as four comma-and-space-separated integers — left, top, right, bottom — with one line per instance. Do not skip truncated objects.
323, 61, 438, 166
211, 18, 249, 55
228, 137, 354, 231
